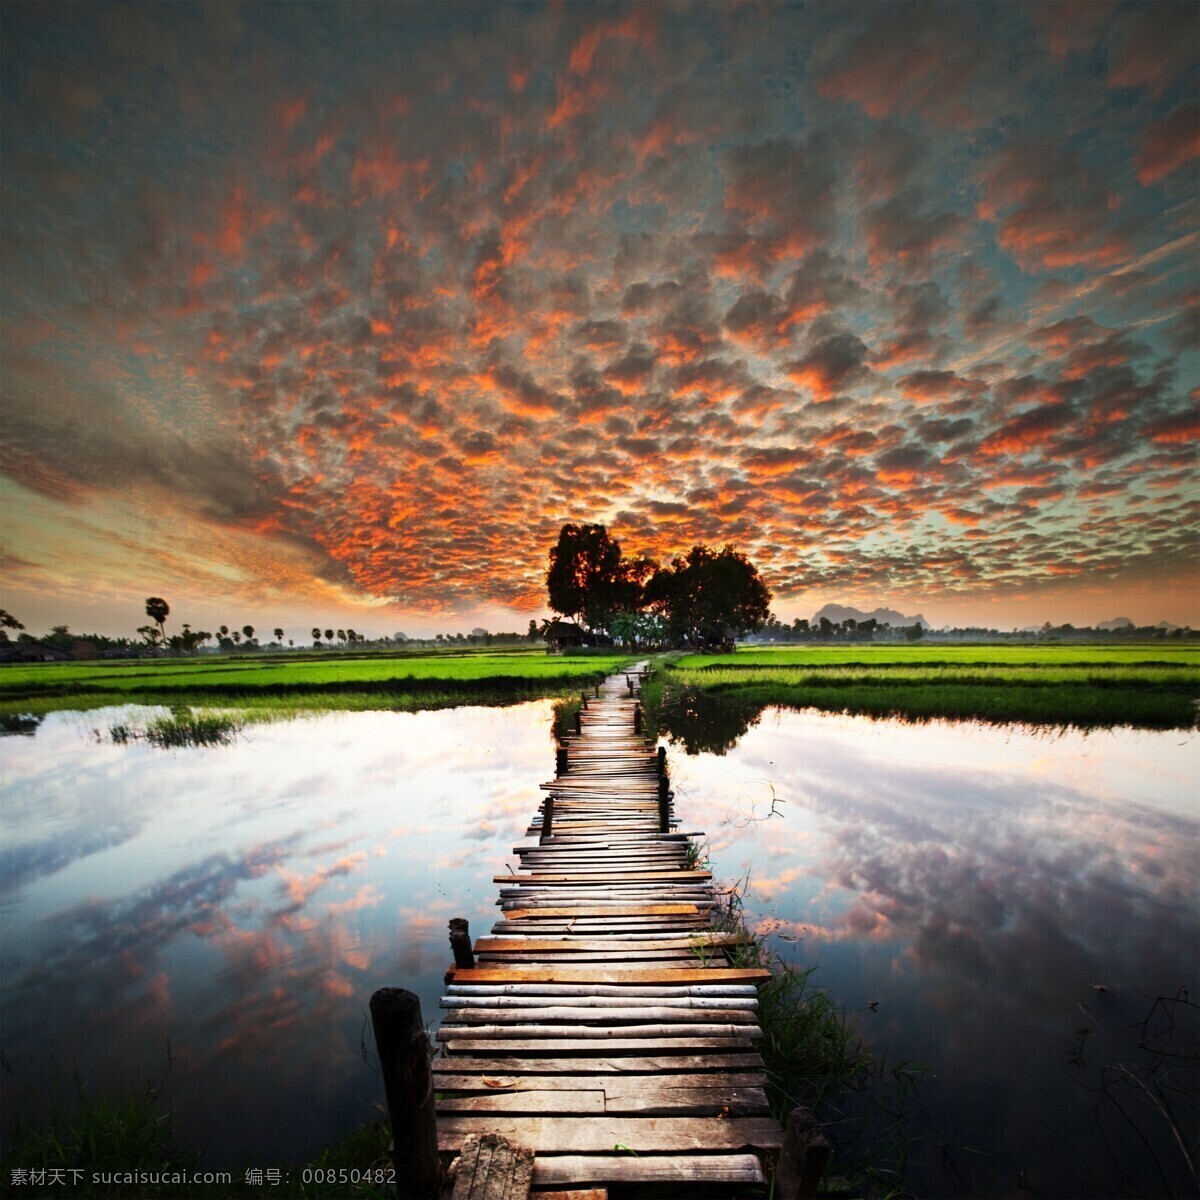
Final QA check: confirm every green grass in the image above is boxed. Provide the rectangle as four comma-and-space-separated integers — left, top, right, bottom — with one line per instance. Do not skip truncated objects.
0, 650, 636, 719
655, 645, 1200, 735
676, 644, 1200, 668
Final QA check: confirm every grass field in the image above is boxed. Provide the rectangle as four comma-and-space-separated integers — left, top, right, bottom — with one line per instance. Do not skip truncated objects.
649, 643, 1200, 736
0, 647, 636, 718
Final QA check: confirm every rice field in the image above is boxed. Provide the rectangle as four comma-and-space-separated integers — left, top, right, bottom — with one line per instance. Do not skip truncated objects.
0, 648, 635, 717
655, 643, 1200, 732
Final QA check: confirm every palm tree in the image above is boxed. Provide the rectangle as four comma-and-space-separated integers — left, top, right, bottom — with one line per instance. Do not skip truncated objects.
145, 597, 169, 641
312, 627, 321, 644
324, 628, 334, 643
274, 627, 284, 644
337, 629, 347, 647
243, 625, 254, 642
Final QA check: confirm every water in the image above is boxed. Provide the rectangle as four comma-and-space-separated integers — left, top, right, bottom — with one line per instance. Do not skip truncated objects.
2, 702, 1196, 1197
1, 704, 544, 1167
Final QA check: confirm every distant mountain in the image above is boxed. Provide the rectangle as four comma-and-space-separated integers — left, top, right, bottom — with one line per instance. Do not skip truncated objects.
812, 604, 930, 629
1158, 620, 1181, 632
1097, 617, 1134, 630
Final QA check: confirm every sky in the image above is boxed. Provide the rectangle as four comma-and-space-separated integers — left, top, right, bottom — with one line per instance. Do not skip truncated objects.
1, 1, 1197, 640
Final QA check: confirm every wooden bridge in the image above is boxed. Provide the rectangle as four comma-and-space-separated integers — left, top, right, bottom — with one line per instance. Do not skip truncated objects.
371, 667, 829, 1199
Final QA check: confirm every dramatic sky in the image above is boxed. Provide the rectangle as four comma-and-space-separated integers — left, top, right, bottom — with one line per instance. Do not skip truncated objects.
2, 1, 1197, 638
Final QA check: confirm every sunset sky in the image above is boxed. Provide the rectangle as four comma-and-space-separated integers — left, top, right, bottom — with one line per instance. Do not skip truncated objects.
2, 1, 1197, 640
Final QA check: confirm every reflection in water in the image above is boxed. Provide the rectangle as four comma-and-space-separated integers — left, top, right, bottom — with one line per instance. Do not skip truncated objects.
666, 710, 1199, 1199
1, 704, 550, 1166
1, 702, 1196, 1197
654, 685, 764, 754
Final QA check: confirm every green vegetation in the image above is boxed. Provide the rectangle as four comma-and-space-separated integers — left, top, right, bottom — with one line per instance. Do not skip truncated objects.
1, 1077, 393, 1198
648, 645, 1200, 739
0, 648, 636, 720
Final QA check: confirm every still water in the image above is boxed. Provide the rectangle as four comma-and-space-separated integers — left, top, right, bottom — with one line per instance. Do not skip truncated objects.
2, 702, 1196, 1197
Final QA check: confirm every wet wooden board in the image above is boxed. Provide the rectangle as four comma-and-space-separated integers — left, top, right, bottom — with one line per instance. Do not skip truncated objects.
437, 1115, 783, 1154
432, 1053, 766, 1074
446, 967, 772, 986
532, 1155, 765, 1186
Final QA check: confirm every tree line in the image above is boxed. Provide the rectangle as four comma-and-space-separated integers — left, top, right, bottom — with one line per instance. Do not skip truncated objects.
544, 523, 772, 649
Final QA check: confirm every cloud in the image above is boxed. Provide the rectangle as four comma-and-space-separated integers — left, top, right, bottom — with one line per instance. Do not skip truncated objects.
1135, 104, 1200, 185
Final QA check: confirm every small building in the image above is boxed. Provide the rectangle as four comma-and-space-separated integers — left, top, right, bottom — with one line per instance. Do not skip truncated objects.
543, 620, 587, 653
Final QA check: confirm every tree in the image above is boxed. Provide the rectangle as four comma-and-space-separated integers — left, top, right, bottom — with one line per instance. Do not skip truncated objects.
527, 619, 539, 642
324, 628, 334, 643
0, 608, 25, 644
312, 627, 321, 644
242, 625, 255, 643
274, 628, 284, 644
546, 523, 648, 635
646, 544, 771, 648
136, 624, 163, 649
145, 597, 169, 641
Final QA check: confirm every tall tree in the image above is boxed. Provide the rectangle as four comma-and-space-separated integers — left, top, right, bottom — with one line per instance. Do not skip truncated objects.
546, 523, 643, 635
274, 628, 284, 643
145, 597, 169, 641
646, 544, 771, 648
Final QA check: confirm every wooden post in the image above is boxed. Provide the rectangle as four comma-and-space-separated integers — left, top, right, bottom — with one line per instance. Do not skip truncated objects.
574, 709, 582, 735
556, 746, 568, 775
369, 988, 440, 1199
633, 703, 642, 734
594, 683, 600, 697
580, 691, 588, 709
657, 745, 667, 776
626, 676, 634, 694
775, 1106, 832, 1199
448, 918, 474, 970
658, 773, 671, 833
541, 793, 554, 842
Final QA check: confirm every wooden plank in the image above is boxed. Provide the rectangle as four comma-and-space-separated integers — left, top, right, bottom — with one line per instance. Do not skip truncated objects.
432, 1054, 767, 1075
437, 1115, 784, 1154
434, 1037, 758, 1053
500, 905, 700, 919
441, 996, 757, 1010
475, 935, 745, 953
441, 1006, 759, 1024
433, 1073, 767, 1091
436, 1023, 764, 1041
444, 984, 758, 998
437, 1085, 770, 1116
449, 1131, 534, 1200
439, 1090, 605, 1114
494, 878, 710, 888
532, 1155, 764, 1186
447, 967, 772, 986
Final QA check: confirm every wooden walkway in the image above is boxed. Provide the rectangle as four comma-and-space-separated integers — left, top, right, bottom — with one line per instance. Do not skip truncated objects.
433, 667, 783, 1196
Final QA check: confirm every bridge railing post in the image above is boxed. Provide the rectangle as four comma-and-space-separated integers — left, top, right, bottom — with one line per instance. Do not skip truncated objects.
658, 773, 671, 833
633, 703, 642, 734
776, 1106, 832, 1199
448, 918, 474, 970
556, 745, 568, 775
369, 988, 440, 1199
541, 793, 555, 842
